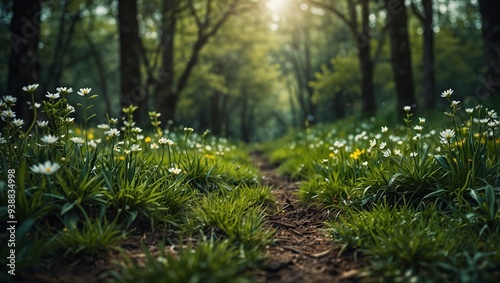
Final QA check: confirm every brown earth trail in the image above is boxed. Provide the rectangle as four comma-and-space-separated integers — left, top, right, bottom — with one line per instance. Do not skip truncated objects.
252, 152, 365, 283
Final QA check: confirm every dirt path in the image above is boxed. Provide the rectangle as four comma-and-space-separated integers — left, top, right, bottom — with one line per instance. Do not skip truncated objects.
252, 152, 364, 283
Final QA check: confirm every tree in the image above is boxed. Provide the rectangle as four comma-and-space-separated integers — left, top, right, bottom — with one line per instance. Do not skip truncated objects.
118, 0, 145, 121
477, 0, 500, 95
154, 0, 254, 124
7, 0, 41, 122
411, 0, 435, 108
308, 0, 376, 117
383, 0, 416, 114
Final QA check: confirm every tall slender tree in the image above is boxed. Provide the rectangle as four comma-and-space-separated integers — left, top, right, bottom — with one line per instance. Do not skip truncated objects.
477, 0, 500, 95
154, 0, 253, 124
118, 0, 145, 121
411, 0, 435, 108
384, 0, 416, 114
308, 0, 376, 117
7, 0, 41, 122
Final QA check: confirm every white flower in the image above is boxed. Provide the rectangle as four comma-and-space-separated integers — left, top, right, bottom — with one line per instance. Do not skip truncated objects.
410, 152, 418, 157
379, 142, 387, 149
27, 101, 41, 109
414, 125, 424, 131
418, 117, 426, 124
184, 127, 194, 132
441, 89, 453, 98
369, 139, 377, 148
66, 104, 75, 113
64, 117, 75, 124
30, 161, 61, 175
12, 118, 24, 127
97, 123, 110, 130
70, 137, 84, 145
1, 109, 16, 119
480, 118, 489, 124
88, 140, 97, 149
440, 129, 455, 143
123, 121, 135, 127
130, 144, 142, 152
382, 149, 391, 157
77, 88, 91, 96
487, 109, 497, 118
168, 167, 182, 175
361, 161, 368, 166
109, 118, 118, 125
158, 137, 174, 146
451, 100, 460, 107
22, 84, 39, 93
0, 134, 7, 144
131, 127, 142, 133
41, 135, 59, 144
3, 95, 17, 104
465, 108, 474, 114
150, 143, 159, 150
37, 120, 49, 128
56, 87, 73, 94
488, 121, 498, 128
381, 126, 388, 133
393, 149, 402, 156
105, 128, 120, 137
403, 106, 412, 112
46, 92, 60, 100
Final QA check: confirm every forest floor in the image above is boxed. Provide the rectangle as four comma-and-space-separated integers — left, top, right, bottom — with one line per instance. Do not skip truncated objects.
18, 152, 366, 283
252, 152, 366, 283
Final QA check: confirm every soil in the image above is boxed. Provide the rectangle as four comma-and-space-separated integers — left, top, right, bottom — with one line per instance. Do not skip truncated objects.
252, 152, 365, 283
15, 152, 365, 283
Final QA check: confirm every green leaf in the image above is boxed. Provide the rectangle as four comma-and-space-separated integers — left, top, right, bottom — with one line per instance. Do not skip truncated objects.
434, 155, 450, 170
61, 201, 76, 215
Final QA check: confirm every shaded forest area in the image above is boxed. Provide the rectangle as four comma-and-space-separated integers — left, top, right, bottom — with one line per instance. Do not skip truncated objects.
1, 0, 499, 141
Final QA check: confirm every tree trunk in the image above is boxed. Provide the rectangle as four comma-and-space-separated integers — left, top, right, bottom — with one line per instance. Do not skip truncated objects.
307, 0, 377, 117
357, 0, 376, 116
209, 91, 222, 136
478, 0, 500, 95
156, 0, 239, 124
384, 0, 416, 115
7, 0, 41, 122
156, 0, 177, 124
118, 0, 145, 121
412, 0, 435, 108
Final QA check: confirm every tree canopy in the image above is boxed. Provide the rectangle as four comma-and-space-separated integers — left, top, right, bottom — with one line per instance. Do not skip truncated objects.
1, 0, 498, 140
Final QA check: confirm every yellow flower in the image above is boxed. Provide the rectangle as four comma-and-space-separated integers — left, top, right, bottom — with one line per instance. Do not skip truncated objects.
144, 136, 152, 143
350, 148, 365, 159
329, 152, 335, 158
119, 156, 125, 161
87, 132, 94, 140
205, 154, 215, 160
75, 128, 82, 135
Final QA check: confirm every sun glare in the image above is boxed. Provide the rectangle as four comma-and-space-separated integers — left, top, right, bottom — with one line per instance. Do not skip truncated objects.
266, 0, 287, 12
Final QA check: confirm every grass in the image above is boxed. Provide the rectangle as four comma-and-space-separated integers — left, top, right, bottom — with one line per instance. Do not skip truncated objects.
262, 92, 500, 282
0, 85, 273, 282
1, 84, 499, 282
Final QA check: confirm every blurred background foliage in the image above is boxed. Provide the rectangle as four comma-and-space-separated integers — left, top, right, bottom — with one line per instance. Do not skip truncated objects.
1, 0, 498, 141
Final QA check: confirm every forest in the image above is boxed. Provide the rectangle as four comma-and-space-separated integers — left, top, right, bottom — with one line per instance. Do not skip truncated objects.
1, 0, 500, 282
2, 0, 499, 141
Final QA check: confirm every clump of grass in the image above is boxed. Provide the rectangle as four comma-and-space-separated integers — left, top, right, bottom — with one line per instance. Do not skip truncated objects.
0, 84, 273, 279
55, 213, 125, 260
327, 201, 498, 282
114, 239, 254, 283
189, 189, 274, 258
